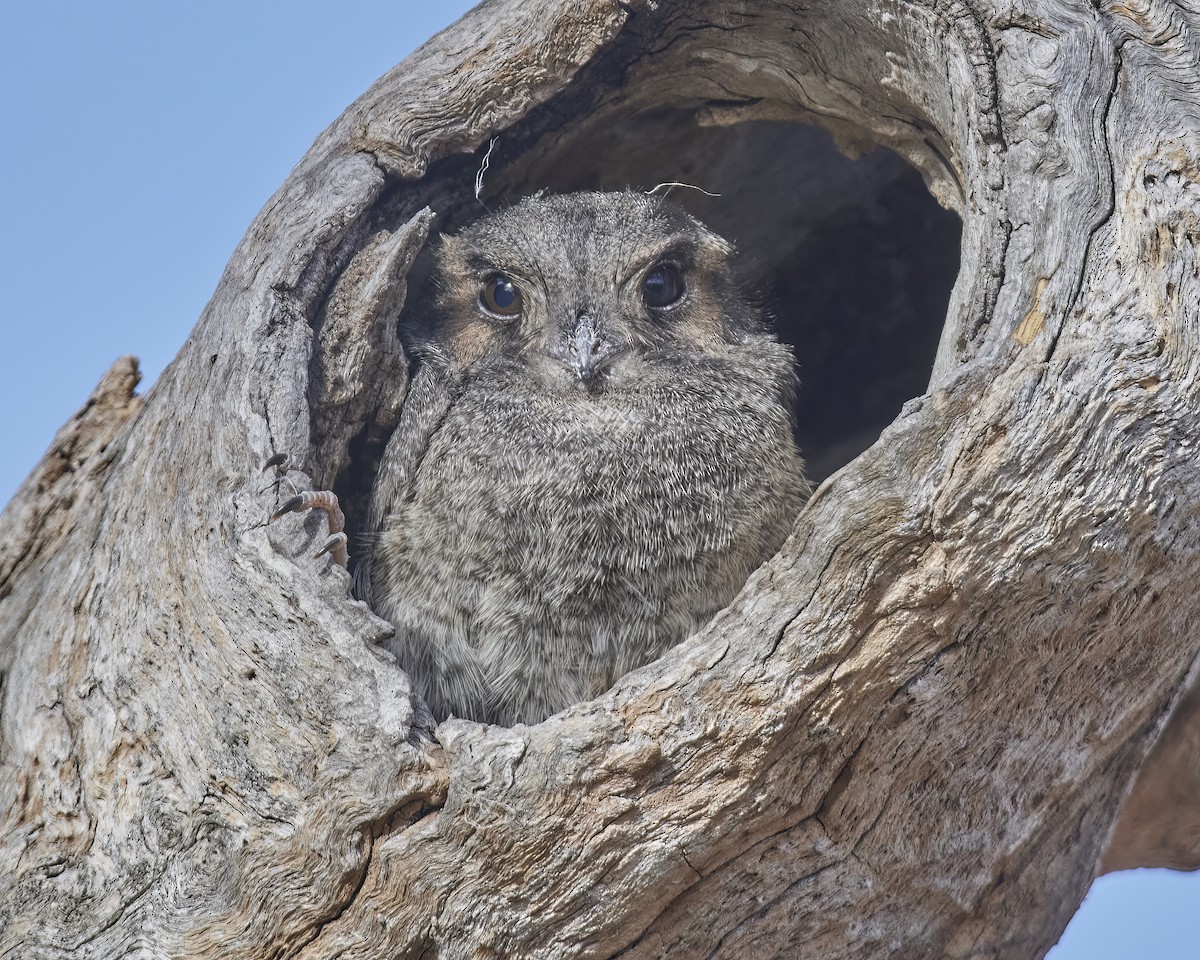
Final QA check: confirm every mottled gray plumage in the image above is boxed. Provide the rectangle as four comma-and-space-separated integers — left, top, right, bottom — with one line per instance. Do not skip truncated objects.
361, 191, 808, 725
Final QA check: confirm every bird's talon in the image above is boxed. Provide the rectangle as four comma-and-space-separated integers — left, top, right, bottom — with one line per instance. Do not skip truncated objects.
266, 489, 349, 567
262, 452, 292, 474
314, 532, 349, 566
270, 494, 307, 522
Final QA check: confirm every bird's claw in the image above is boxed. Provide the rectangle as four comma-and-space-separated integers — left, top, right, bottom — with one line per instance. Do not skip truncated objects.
263, 459, 349, 567
315, 532, 349, 564
270, 493, 310, 523
260, 452, 303, 495
261, 452, 294, 474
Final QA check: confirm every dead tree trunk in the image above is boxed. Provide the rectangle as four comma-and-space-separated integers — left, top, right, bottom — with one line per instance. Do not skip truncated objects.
2, 0, 1199, 957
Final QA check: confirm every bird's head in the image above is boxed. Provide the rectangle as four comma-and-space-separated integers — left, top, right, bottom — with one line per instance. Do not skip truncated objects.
410, 191, 764, 393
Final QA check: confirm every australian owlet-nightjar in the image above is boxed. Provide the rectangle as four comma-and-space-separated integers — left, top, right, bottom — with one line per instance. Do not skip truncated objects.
351, 191, 808, 726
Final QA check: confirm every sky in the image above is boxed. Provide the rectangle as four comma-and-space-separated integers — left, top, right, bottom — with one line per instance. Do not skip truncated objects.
1, 3, 1196, 956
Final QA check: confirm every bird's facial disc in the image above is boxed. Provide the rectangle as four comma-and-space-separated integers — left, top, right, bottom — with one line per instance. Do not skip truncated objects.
422, 192, 744, 377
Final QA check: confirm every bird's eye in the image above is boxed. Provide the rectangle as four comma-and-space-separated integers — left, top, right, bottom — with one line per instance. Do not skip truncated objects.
642, 263, 685, 309
480, 273, 523, 317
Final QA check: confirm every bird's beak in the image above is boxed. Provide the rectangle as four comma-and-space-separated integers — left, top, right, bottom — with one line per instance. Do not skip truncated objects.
553, 316, 622, 383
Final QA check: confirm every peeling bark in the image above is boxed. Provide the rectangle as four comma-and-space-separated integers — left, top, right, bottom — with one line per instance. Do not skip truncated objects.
2, 1, 1199, 958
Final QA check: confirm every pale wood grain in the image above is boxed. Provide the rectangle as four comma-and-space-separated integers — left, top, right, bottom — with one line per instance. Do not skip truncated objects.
2, 0, 1198, 957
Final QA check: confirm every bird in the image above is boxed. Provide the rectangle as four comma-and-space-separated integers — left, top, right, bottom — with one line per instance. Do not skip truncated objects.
278, 190, 809, 726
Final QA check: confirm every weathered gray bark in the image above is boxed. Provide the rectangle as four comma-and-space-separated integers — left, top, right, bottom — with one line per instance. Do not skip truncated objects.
2, 0, 1198, 957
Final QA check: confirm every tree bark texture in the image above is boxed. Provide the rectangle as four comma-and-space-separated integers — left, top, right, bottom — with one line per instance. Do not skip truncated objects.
2, 0, 1199, 957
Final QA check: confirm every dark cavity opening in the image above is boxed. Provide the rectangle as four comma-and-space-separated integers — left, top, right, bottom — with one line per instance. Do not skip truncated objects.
485, 113, 962, 483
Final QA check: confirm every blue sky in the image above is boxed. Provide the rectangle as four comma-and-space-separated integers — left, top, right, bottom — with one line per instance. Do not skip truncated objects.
1, 3, 1195, 956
